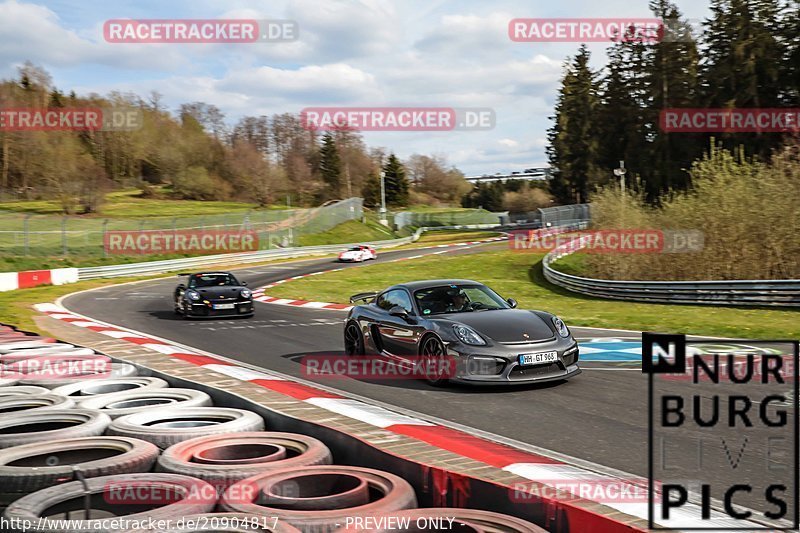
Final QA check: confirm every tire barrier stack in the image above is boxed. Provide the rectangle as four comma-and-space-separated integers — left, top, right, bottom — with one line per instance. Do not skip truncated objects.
0, 324, 546, 532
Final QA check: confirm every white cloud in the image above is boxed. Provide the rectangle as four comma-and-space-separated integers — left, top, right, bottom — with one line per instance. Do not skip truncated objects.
0, 0, 185, 72
2, 0, 715, 174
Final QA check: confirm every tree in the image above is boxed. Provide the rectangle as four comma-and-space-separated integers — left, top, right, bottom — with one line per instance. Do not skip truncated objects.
318, 132, 342, 200
362, 172, 382, 207
547, 45, 601, 203
503, 184, 553, 213
381, 154, 409, 207
406, 154, 471, 205
700, 0, 786, 158
461, 182, 503, 211
644, 0, 701, 197
226, 142, 285, 206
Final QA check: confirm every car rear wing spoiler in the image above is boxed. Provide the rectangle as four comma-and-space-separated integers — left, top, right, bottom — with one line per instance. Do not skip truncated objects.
349, 291, 378, 304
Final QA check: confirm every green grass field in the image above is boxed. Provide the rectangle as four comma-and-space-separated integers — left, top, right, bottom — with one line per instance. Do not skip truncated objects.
266, 250, 800, 338
393, 230, 499, 249
0, 190, 300, 266
0, 189, 295, 217
297, 215, 395, 246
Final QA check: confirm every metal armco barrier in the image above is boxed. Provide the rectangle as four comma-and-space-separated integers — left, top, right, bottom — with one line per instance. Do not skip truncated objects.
543, 238, 800, 307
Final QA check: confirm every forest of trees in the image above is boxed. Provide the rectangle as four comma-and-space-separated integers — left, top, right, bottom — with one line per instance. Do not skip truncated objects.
547, 0, 800, 204
0, 63, 470, 214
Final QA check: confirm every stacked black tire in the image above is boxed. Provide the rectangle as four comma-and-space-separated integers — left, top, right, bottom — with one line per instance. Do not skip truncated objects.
0, 324, 545, 532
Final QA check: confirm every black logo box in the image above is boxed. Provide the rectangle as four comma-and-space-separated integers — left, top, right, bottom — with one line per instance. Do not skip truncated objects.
644, 332, 799, 530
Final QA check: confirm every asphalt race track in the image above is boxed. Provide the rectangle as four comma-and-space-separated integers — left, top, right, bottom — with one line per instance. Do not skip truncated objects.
62, 241, 790, 511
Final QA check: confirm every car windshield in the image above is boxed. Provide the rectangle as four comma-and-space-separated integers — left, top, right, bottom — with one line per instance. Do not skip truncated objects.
347, 247, 361, 251
190, 273, 238, 288
413, 284, 510, 315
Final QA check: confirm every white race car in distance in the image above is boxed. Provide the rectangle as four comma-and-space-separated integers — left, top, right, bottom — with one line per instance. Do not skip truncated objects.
338, 245, 377, 262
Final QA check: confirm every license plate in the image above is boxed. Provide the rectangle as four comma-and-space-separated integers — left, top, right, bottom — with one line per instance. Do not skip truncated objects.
518, 351, 558, 366
213, 303, 235, 310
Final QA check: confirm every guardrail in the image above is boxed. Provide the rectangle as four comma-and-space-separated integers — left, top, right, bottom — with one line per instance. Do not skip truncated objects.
77, 232, 419, 281
543, 236, 800, 307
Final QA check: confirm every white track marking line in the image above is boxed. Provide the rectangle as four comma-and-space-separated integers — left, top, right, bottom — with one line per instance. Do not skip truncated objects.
305, 398, 435, 428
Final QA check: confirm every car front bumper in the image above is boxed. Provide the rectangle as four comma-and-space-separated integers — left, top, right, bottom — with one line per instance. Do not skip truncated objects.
186, 301, 254, 317
444, 339, 580, 385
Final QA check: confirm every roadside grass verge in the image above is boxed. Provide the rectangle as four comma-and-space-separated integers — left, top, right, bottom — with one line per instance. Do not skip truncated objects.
395, 230, 499, 248
0, 231, 505, 333
297, 217, 395, 247
0, 276, 156, 335
265, 250, 800, 338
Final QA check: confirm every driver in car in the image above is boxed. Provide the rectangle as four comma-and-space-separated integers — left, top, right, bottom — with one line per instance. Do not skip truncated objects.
445, 288, 470, 313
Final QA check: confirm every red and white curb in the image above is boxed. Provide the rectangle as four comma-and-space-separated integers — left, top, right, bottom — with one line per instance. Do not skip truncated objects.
0, 267, 78, 292
32, 300, 748, 531
251, 235, 508, 311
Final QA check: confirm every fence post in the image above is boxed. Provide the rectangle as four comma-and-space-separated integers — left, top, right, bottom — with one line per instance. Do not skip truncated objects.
23, 214, 30, 256
61, 216, 67, 255
102, 219, 109, 257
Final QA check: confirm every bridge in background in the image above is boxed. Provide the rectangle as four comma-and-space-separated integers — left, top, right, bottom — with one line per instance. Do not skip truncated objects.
465, 167, 551, 184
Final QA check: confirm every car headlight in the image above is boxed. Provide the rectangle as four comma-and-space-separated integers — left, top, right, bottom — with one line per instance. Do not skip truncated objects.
453, 324, 486, 346
186, 290, 200, 301
241, 289, 252, 299
552, 316, 570, 337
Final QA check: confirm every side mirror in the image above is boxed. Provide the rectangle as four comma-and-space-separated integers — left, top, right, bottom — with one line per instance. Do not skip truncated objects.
241, 281, 248, 286
507, 298, 518, 308
389, 305, 409, 318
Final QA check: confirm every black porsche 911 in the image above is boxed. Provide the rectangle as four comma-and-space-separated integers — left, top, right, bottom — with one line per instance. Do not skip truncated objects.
174, 272, 254, 318
344, 279, 580, 385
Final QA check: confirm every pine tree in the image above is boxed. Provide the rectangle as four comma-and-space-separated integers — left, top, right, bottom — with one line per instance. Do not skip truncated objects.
382, 154, 409, 207
546, 45, 601, 203
362, 172, 381, 207
701, 0, 786, 158
645, 0, 701, 197
318, 132, 341, 200
782, 0, 800, 104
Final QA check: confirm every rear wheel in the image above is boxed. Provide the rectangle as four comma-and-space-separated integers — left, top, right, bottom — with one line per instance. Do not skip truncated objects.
420, 335, 450, 387
344, 322, 365, 356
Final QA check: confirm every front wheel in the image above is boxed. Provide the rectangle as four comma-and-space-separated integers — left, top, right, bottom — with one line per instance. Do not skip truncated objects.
344, 322, 365, 356
420, 336, 450, 387
180, 302, 193, 320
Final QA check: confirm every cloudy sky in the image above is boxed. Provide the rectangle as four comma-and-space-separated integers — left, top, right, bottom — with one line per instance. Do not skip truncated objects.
0, 0, 711, 175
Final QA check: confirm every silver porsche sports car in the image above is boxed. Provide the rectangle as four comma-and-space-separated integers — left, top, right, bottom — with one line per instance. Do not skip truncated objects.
344, 279, 580, 385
